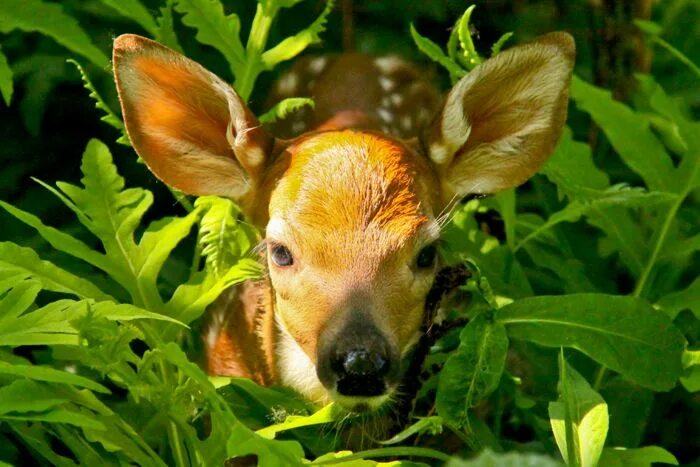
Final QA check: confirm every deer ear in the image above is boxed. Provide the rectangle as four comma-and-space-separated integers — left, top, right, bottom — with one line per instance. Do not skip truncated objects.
113, 34, 273, 200
426, 32, 575, 201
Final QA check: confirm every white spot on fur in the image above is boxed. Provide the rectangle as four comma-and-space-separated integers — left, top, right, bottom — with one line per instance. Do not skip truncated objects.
400, 115, 412, 131
266, 217, 287, 239
390, 93, 404, 107
379, 76, 396, 92
309, 57, 328, 73
377, 107, 394, 123
374, 56, 405, 74
277, 73, 298, 94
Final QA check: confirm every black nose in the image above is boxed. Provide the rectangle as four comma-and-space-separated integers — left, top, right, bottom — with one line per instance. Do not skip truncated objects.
331, 348, 390, 396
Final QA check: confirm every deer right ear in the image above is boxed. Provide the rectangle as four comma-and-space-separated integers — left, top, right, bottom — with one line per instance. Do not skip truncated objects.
425, 32, 575, 203
113, 34, 273, 200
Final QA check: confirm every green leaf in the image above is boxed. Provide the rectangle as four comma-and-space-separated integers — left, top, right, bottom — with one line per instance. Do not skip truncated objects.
541, 127, 610, 201
548, 354, 608, 467
0, 0, 109, 67
447, 449, 563, 466
0, 201, 113, 276
259, 97, 315, 124
0, 241, 113, 301
0, 380, 67, 415
195, 196, 257, 278
490, 32, 513, 56
379, 416, 443, 445
598, 446, 678, 467
228, 422, 306, 466
0, 362, 109, 394
680, 349, 700, 392
656, 276, 700, 319
0, 44, 12, 105
154, 0, 183, 52
166, 258, 262, 325
67, 60, 128, 145
98, 0, 158, 35
257, 403, 342, 439
514, 186, 675, 252
456, 5, 481, 70
497, 294, 686, 391
436, 314, 508, 427
174, 0, 246, 77
410, 24, 466, 82
261, 0, 334, 70
570, 76, 675, 192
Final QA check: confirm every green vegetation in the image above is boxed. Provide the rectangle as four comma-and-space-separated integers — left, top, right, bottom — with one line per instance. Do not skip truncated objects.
0, 0, 697, 465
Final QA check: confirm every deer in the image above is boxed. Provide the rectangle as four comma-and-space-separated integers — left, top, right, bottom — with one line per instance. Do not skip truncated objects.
112, 31, 574, 414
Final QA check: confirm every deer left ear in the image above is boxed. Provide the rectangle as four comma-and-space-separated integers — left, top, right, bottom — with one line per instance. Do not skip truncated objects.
425, 32, 575, 203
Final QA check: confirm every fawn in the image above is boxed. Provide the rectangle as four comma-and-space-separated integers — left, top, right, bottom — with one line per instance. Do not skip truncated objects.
113, 32, 574, 413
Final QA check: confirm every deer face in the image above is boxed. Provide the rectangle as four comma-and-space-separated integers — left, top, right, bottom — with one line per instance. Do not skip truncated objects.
113, 32, 574, 410
263, 132, 441, 407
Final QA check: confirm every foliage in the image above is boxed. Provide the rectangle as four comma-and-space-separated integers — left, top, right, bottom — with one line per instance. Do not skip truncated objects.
0, 0, 698, 465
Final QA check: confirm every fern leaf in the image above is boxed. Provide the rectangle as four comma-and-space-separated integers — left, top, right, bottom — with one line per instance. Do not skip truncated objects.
155, 0, 183, 53
259, 97, 314, 124
98, 0, 158, 36
68, 60, 129, 145
195, 196, 258, 279
261, 0, 334, 70
174, 0, 246, 77
0, 0, 109, 67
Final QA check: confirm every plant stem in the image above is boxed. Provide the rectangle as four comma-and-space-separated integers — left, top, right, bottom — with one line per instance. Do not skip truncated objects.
651, 36, 700, 79
235, 4, 276, 100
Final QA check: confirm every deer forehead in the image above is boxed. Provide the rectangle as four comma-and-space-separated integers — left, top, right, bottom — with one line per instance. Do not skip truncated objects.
266, 131, 440, 264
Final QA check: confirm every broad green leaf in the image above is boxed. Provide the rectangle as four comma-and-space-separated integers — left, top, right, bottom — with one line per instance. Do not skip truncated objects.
541, 127, 609, 201
497, 294, 685, 391
0, 362, 109, 394
656, 276, 700, 319
98, 0, 158, 35
514, 187, 675, 251
67, 60, 128, 145
227, 423, 305, 466
261, 0, 334, 70
549, 355, 608, 467
570, 76, 674, 192
90, 302, 186, 326
447, 449, 563, 467
259, 97, 315, 124
0, 380, 68, 415
436, 314, 508, 427
0, 0, 109, 67
600, 378, 652, 447
195, 196, 257, 278
8, 422, 82, 467
598, 446, 678, 467
410, 24, 466, 82
0, 44, 12, 105
587, 208, 646, 277
174, 0, 245, 77
257, 403, 342, 439
0, 241, 112, 301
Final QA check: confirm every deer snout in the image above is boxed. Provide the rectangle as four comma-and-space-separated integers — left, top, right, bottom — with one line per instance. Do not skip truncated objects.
316, 314, 400, 407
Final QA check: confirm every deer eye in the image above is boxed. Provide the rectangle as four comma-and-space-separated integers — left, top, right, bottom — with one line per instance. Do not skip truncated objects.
416, 244, 437, 269
270, 244, 293, 267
